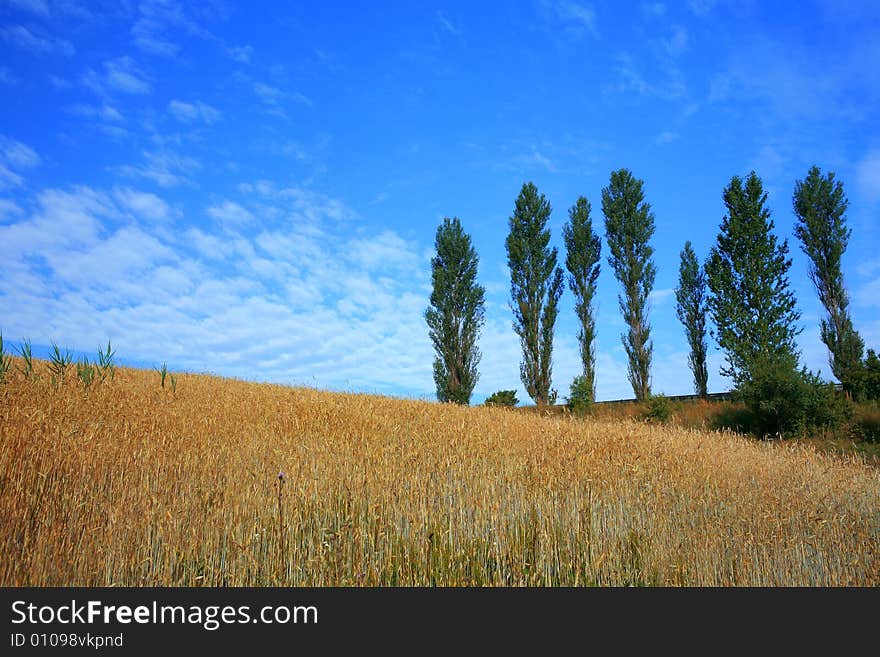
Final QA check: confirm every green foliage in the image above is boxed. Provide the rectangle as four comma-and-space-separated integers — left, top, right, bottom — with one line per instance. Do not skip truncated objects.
642, 393, 672, 423
601, 169, 656, 401
706, 171, 801, 387
567, 375, 593, 415
16, 338, 35, 379
157, 362, 168, 388
484, 390, 519, 407
851, 349, 880, 402
675, 241, 708, 398
97, 339, 116, 382
737, 360, 852, 437
0, 332, 11, 383
793, 166, 864, 395
506, 182, 564, 406
563, 196, 602, 401
170, 373, 177, 394
425, 217, 486, 405
76, 357, 96, 390
48, 342, 73, 384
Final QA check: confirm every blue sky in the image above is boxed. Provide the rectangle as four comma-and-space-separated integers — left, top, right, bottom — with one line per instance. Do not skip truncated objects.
1, 0, 879, 403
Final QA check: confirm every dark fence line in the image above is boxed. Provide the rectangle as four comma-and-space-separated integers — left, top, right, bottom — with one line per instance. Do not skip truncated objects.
592, 382, 844, 406
593, 391, 733, 406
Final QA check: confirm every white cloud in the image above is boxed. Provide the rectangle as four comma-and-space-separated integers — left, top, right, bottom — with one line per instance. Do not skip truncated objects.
0, 135, 40, 189
0, 199, 24, 221
0, 181, 438, 397
253, 81, 313, 117
113, 187, 177, 223
554, 1, 598, 36
649, 288, 675, 306
227, 45, 253, 63
664, 24, 688, 57
857, 150, 880, 201
0, 24, 74, 56
656, 130, 679, 144
168, 100, 220, 124
103, 56, 151, 94
206, 200, 254, 227
84, 57, 151, 96
68, 104, 124, 122
116, 150, 200, 187
0, 135, 40, 169
436, 11, 461, 37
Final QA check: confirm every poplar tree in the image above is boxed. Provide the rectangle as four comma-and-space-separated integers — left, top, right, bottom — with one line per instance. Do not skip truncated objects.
601, 169, 656, 401
425, 217, 485, 404
563, 196, 602, 401
675, 241, 709, 398
793, 165, 864, 395
506, 182, 564, 406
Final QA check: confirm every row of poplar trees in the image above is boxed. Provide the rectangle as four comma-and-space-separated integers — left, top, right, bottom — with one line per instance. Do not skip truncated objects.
425, 166, 867, 407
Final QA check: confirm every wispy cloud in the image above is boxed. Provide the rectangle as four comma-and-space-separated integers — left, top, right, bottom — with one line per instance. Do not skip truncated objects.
206, 200, 254, 228
0, 181, 436, 395
115, 150, 200, 188
436, 11, 462, 37
0, 135, 40, 190
83, 57, 151, 96
0, 24, 74, 56
113, 187, 178, 224
554, 1, 598, 36
227, 44, 253, 63
253, 81, 313, 117
656, 130, 679, 144
68, 103, 124, 122
168, 100, 220, 124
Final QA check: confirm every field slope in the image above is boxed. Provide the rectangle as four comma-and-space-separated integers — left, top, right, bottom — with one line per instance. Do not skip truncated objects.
1, 364, 878, 586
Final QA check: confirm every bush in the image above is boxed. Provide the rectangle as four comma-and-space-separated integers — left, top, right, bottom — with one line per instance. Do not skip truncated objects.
853, 403, 880, 442
853, 349, 880, 402
642, 393, 672, 423
737, 360, 852, 437
567, 376, 593, 415
484, 390, 518, 407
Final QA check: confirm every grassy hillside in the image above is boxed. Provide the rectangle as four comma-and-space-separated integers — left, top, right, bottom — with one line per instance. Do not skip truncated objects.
1, 361, 879, 586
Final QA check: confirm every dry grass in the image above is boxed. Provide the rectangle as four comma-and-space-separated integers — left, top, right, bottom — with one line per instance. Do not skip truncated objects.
1, 359, 879, 586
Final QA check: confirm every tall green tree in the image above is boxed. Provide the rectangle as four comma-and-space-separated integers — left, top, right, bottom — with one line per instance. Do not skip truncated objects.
793, 165, 864, 395
425, 217, 485, 404
675, 241, 709, 398
563, 196, 602, 401
601, 169, 656, 401
705, 171, 801, 386
506, 182, 564, 406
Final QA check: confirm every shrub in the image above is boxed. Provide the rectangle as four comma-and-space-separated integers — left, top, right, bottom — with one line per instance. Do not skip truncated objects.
643, 393, 672, 423
48, 342, 73, 385
97, 340, 116, 382
852, 403, 880, 442
855, 349, 880, 402
484, 390, 518, 407
737, 360, 852, 437
567, 375, 593, 415
16, 338, 35, 380
0, 332, 11, 383
76, 358, 96, 390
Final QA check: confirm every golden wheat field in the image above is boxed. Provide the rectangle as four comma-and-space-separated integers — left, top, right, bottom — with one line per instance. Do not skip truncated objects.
1, 360, 879, 587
